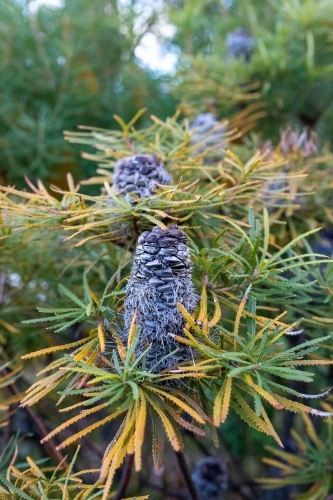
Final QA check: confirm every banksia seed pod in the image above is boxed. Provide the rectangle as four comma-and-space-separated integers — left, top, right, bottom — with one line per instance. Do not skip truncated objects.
226, 28, 254, 62
113, 154, 171, 199
123, 225, 198, 371
192, 457, 228, 499
189, 113, 226, 155
280, 126, 318, 158
313, 227, 333, 257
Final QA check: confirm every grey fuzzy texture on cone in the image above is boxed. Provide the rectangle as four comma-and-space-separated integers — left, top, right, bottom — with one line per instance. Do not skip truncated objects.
123, 224, 198, 371
113, 153, 171, 199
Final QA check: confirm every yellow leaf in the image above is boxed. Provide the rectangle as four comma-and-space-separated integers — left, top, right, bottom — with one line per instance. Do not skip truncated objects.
234, 285, 252, 349
134, 391, 147, 472
302, 413, 323, 449
147, 387, 205, 424
252, 384, 284, 410
261, 405, 283, 447
73, 340, 96, 362
196, 285, 208, 334
214, 377, 232, 425
208, 293, 221, 328
274, 395, 311, 414
127, 311, 137, 350
97, 324, 106, 353
146, 394, 182, 451
0, 318, 20, 334
41, 402, 110, 443
21, 336, 91, 359
101, 409, 136, 480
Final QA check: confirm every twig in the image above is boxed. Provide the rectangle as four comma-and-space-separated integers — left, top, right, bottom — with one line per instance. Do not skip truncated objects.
6, 378, 69, 470
174, 450, 200, 500
140, 479, 185, 499
114, 454, 134, 500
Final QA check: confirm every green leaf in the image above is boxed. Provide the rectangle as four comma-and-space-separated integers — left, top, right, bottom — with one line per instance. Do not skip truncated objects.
59, 283, 86, 308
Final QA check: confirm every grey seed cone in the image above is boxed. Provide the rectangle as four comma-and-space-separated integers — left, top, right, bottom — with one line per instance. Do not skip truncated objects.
123, 224, 198, 371
189, 113, 226, 155
192, 457, 229, 499
226, 28, 254, 62
113, 153, 171, 199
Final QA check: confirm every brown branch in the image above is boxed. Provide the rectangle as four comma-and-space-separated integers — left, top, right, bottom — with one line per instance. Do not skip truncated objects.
114, 453, 134, 500
6, 378, 69, 470
174, 450, 200, 500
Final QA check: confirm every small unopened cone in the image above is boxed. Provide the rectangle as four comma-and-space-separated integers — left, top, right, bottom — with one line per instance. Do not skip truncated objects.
113, 154, 171, 199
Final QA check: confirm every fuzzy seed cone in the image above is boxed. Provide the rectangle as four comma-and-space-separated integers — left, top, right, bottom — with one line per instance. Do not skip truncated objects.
189, 113, 226, 155
192, 457, 229, 499
113, 153, 171, 199
226, 28, 254, 62
124, 224, 198, 371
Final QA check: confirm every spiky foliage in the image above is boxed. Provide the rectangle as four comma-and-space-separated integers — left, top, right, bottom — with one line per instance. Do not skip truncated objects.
1, 108, 333, 499
260, 412, 333, 500
168, 0, 333, 140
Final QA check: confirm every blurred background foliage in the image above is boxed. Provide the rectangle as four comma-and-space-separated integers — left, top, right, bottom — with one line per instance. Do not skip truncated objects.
2, 0, 333, 187
168, 0, 333, 141
0, 0, 177, 187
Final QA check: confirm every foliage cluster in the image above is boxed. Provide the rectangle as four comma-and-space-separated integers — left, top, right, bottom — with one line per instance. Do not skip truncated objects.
1, 1, 333, 499
1, 106, 333, 499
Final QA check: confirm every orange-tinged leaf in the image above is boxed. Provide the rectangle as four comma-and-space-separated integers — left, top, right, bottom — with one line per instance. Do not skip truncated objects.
134, 391, 147, 471
302, 413, 323, 448
41, 402, 110, 443
146, 394, 182, 451
97, 324, 106, 352
261, 405, 283, 447
213, 377, 232, 425
21, 337, 90, 359
252, 385, 284, 410
208, 293, 221, 328
73, 340, 96, 362
127, 311, 137, 350
234, 285, 252, 349
147, 387, 205, 424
